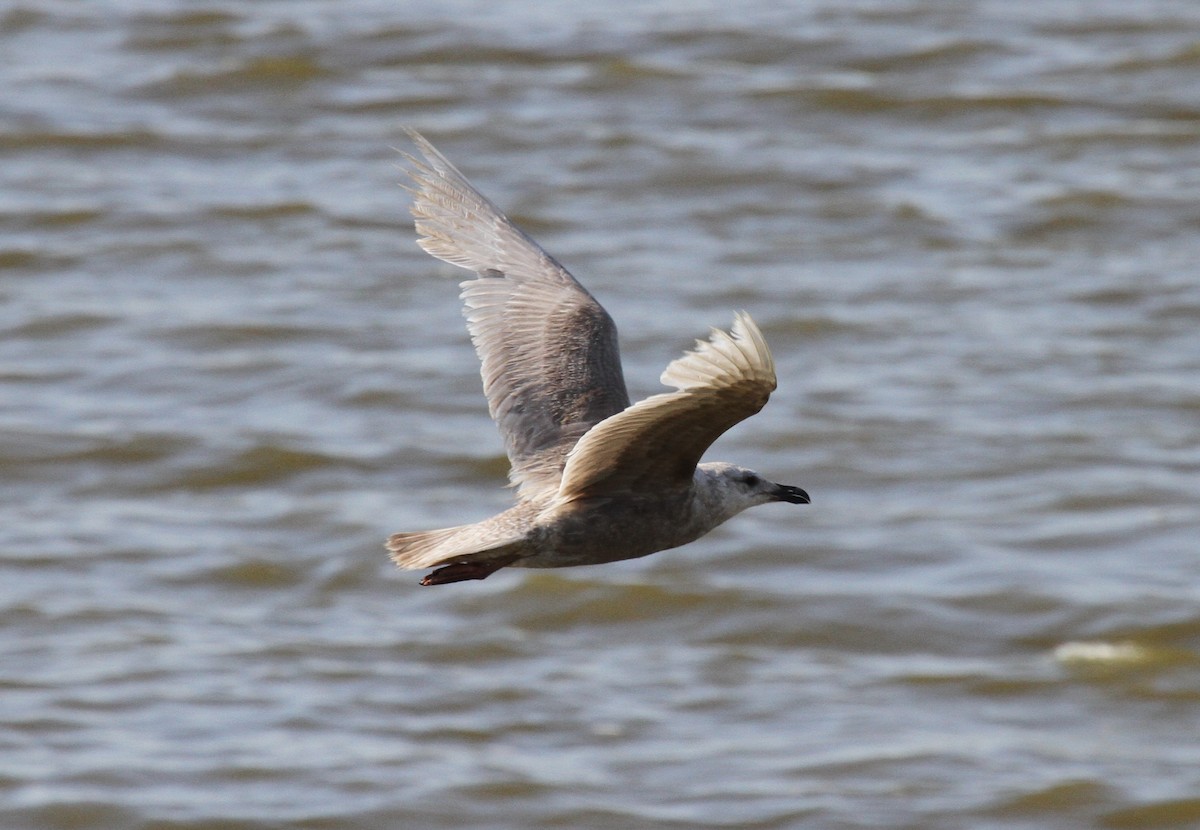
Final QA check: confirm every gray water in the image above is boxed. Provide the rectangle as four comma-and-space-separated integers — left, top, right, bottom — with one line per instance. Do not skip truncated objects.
3, 1, 1200, 828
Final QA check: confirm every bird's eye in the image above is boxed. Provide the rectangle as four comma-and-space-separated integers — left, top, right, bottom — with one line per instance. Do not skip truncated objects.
743, 474, 760, 487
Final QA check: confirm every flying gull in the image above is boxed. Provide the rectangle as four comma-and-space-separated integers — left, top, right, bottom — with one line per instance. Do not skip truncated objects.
388, 130, 810, 585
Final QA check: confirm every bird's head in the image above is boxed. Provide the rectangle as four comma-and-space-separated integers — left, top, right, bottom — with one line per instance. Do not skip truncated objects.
696, 462, 810, 522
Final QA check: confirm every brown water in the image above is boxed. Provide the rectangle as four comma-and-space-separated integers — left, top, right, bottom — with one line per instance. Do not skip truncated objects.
3, 1, 1200, 828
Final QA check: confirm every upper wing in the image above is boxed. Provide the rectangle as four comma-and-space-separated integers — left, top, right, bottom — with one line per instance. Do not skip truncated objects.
556, 312, 777, 500
402, 130, 631, 501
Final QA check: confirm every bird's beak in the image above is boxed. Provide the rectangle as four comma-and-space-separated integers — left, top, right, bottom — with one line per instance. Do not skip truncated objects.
773, 484, 811, 504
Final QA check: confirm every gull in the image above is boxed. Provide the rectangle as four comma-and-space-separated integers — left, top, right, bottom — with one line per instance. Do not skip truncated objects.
388, 130, 810, 586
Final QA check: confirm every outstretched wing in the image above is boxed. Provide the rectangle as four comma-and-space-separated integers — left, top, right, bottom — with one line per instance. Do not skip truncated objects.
402, 130, 630, 501
556, 312, 776, 500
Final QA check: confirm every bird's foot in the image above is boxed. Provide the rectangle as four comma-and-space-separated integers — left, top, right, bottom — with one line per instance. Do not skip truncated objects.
420, 559, 512, 586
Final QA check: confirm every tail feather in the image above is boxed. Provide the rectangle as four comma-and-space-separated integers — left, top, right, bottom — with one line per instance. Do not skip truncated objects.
386, 522, 527, 571
387, 526, 467, 570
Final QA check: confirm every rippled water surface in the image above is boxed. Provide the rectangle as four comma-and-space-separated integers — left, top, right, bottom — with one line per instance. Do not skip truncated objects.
3, 1, 1200, 828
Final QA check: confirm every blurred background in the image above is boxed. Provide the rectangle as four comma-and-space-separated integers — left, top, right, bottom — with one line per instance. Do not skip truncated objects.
2, 1, 1199, 828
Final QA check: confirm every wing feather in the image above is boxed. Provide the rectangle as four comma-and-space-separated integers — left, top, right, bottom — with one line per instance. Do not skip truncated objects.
402, 130, 630, 501
556, 312, 776, 500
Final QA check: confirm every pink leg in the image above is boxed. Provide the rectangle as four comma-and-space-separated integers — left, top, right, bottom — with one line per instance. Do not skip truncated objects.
420, 557, 515, 586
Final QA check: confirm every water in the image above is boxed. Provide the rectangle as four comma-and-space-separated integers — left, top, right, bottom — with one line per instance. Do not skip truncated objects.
3, 1, 1200, 828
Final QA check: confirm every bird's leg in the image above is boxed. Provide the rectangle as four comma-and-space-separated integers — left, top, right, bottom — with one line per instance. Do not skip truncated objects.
420, 557, 517, 586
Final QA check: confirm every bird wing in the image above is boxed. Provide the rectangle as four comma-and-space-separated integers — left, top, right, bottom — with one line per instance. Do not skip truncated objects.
556, 312, 777, 500
402, 130, 631, 501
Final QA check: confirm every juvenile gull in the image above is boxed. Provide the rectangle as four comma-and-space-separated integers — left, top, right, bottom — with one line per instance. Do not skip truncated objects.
388, 130, 810, 586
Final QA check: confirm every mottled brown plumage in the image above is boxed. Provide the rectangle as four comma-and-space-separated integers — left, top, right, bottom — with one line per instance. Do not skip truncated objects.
388, 131, 809, 585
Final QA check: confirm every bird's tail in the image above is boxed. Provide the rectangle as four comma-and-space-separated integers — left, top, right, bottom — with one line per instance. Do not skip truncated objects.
386, 521, 527, 571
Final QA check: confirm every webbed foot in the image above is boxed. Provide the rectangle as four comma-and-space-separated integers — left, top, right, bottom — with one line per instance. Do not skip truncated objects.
420, 557, 515, 586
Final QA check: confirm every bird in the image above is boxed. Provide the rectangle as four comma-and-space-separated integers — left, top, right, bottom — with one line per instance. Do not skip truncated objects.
388, 130, 810, 586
